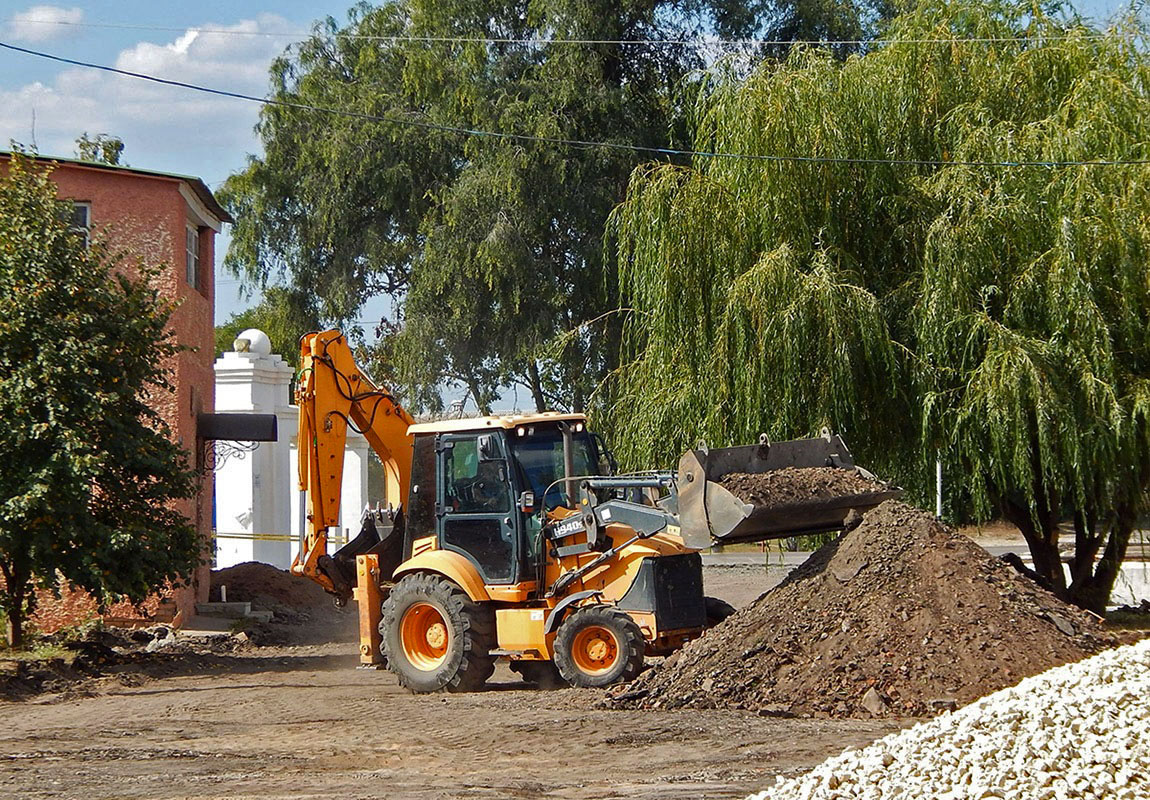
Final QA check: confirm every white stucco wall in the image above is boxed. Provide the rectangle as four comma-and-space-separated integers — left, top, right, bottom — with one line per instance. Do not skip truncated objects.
1112, 560, 1150, 607
213, 332, 370, 570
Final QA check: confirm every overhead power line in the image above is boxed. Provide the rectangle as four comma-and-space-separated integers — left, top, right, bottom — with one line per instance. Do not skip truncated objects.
6, 17, 1128, 47
2, 39, 1148, 170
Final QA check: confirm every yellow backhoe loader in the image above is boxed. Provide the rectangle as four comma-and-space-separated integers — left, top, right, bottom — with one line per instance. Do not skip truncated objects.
291, 330, 899, 691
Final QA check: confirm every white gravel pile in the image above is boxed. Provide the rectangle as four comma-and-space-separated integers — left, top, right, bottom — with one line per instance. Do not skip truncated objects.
750, 639, 1150, 800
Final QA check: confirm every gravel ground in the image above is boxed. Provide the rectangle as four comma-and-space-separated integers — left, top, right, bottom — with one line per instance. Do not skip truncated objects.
748, 638, 1150, 800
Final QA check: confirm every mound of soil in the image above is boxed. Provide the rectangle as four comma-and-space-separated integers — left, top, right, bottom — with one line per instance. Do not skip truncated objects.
719, 467, 884, 508
616, 501, 1114, 718
0, 625, 246, 700
210, 562, 333, 615
209, 562, 355, 644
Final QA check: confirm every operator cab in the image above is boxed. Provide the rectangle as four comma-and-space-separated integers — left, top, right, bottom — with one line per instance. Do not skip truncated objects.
404, 414, 613, 587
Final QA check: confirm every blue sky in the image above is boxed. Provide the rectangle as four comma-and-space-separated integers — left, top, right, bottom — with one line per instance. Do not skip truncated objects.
0, 2, 350, 322
0, 0, 1138, 328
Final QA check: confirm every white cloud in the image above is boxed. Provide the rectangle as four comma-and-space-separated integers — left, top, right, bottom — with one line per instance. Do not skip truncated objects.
7, 5, 84, 42
0, 14, 296, 179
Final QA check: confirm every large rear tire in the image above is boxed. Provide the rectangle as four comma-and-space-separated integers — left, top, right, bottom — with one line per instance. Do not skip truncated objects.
554, 605, 645, 689
380, 573, 495, 693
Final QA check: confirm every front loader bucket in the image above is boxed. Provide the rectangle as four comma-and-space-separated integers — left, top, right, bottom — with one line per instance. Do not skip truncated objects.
675, 431, 901, 550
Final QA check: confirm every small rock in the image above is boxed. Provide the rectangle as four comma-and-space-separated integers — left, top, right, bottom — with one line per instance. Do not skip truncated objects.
128, 629, 155, 645
1046, 614, 1075, 637
832, 559, 868, 583
145, 636, 174, 653
860, 686, 888, 716
930, 698, 959, 712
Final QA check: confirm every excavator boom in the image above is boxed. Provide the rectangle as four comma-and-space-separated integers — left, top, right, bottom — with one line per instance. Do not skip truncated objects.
292, 331, 415, 598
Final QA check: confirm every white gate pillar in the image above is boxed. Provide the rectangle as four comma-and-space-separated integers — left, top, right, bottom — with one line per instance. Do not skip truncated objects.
213, 329, 371, 570
213, 329, 295, 568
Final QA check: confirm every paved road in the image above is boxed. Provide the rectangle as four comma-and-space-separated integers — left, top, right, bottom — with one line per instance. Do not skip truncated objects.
701, 543, 1044, 570
703, 537, 1150, 569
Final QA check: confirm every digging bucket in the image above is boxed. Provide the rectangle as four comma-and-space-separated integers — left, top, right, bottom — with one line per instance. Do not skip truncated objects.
675, 430, 902, 550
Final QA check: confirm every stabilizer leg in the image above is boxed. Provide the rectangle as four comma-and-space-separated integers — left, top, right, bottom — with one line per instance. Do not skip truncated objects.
354, 553, 385, 666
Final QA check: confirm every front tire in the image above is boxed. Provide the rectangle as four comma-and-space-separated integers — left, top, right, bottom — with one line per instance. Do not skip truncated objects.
554, 605, 645, 689
380, 573, 495, 693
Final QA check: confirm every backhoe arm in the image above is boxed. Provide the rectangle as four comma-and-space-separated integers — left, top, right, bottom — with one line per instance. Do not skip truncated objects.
291, 330, 415, 596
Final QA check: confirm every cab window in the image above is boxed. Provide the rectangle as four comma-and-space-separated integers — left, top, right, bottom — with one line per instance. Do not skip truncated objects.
445, 438, 510, 513
510, 429, 597, 509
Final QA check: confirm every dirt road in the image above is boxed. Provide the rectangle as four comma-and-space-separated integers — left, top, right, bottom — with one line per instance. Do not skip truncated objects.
0, 564, 910, 800
0, 641, 901, 800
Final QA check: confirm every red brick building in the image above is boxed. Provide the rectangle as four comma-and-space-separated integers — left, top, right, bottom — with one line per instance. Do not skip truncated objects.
0, 151, 231, 632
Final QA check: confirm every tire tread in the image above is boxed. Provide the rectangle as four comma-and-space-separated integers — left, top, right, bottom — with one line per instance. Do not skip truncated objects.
380, 572, 495, 693
553, 605, 645, 689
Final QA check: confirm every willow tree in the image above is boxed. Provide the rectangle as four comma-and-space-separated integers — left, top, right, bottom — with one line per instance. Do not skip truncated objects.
221, 0, 894, 414
605, 0, 1150, 612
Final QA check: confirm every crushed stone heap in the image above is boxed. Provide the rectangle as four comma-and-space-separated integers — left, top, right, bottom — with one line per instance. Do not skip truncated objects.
748, 638, 1150, 800
616, 501, 1113, 717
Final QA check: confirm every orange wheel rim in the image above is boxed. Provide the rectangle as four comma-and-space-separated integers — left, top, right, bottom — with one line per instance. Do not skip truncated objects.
571, 625, 620, 676
400, 602, 450, 670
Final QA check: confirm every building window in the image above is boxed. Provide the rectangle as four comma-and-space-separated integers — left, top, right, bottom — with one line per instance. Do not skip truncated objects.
186, 225, 200, 289
69, 203, 91, 249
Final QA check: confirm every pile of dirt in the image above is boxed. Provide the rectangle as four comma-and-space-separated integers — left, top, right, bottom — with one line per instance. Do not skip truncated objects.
0, 625, 246, 700
209, 562, 355, 644
615, 501, 1114, 718
211, 562, 334, 618
719, 467, 885, 508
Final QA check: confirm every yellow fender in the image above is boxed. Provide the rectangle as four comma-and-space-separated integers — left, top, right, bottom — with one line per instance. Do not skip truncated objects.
392, 550, 491, 602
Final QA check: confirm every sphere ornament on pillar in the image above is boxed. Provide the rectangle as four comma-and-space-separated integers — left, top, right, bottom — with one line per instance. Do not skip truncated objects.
233, 328, 272, 356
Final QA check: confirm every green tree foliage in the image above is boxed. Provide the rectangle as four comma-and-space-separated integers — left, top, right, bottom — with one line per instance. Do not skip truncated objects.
605, 0, 1150, 612
221, 0, 892, 414
74, 133, 125, 165
214, 287, 320, 368
0, 154, 201, 646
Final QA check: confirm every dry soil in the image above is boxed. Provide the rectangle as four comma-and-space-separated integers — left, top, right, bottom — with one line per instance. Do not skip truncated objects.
0, 563, 901, 800
718, 467, 884, 508
616, 502, 1115, 717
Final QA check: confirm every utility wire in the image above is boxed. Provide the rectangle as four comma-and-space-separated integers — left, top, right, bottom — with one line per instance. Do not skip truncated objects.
7, 17, 1129, 47
3, 39, 1148, 169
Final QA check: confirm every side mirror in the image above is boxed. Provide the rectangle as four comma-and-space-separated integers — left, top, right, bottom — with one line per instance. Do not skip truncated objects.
478, 433, 500, 462
517, 491, 535, 513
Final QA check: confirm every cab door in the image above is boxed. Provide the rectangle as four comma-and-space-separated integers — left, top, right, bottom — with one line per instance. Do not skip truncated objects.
435, 433, 519, 584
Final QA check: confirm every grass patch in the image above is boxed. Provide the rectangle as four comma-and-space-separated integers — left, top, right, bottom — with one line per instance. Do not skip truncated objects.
0, 642, 70, 662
